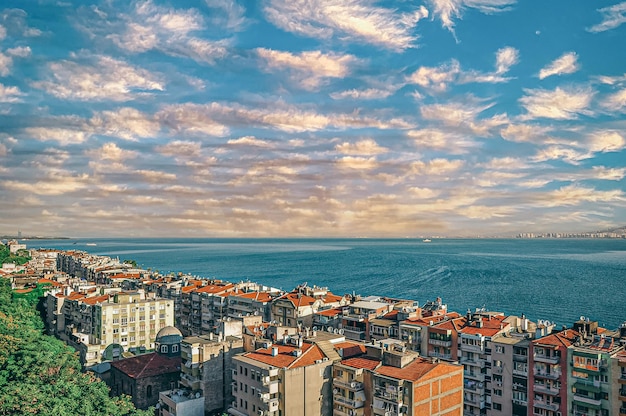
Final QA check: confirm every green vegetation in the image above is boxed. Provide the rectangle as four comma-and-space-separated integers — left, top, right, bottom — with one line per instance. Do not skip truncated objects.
0, 278, 152, 416
123, 259, 138, 268
0, 244, 31, 266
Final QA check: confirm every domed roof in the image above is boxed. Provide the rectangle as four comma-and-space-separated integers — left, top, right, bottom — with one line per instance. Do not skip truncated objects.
156, 326, 182, 340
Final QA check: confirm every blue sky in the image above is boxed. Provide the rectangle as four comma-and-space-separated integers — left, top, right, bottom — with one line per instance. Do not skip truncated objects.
1, 0, 625, 238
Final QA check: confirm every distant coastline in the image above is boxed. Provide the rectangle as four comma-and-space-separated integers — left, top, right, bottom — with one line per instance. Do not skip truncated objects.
1, 236, 70, 240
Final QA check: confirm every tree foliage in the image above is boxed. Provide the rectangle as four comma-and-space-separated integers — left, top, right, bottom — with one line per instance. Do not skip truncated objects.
0, 278, 152, 416
0, 244, 31, 266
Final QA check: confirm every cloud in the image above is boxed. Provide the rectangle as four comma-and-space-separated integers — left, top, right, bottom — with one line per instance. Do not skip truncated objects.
227, 136, 274, 148
519, 86, 595, 120
24, 127, 89, 146
407, 128, 477, 153
330, 88, 396, 100
156, 140, 203, 158
337, 156, 379, 171
426, 0, 516, 33
32, 55, 164, 101
90, 107, 161, 140
410, 158, 465, 175
263, 0, 428, 51
256, 48, 358, 90
500, 123, 552, 143
136, 169, 177, 183
335, 138, 387, 155
98, 1, 229, 64
588, 2, 626, 33
587, 130, 626, 153
535, 185, 624, 207
87, 143, 138, 162
407, 60, 461, 92
3, 173, 90, 196
600, 88, 626, 113
495, 46, 520, 74
538, 52, 579, 79
0, 83, 22, 102
0, 52, 12, 76
205, 0, 248, 31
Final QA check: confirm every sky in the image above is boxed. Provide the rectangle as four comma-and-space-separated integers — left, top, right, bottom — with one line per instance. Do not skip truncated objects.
0, 0, 625, 238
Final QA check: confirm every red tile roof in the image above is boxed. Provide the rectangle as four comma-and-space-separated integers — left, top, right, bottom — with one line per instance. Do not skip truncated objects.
111, 352, 181, 379
82, 295, 110, 305
315, 308, 342, 317
334, 341, 367, 358
341, 356, 381, 370
460, 316, 509, 337
533, 329, 580, 349
277, 292, 317, 308
229, 291, 273, 303
376, 358, 455, 382
244, 343, 325, 369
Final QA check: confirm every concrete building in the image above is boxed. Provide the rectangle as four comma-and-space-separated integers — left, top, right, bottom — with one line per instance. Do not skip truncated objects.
490, 334, 532, 415
370, 346, 464, 416
229, 340, 335, 416
458, 311, 509, 416
109, 326, 183, 410
45, 289, 175, 366
528, 327, 579, 416
341, 300, 393, 342
566, 319, 624, 416
333, 354, 380, 416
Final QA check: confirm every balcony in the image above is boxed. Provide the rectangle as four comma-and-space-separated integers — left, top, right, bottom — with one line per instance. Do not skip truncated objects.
334, 395, 365, 409
334, 378, 364, 391
373, 387, 403, 403
533, 354, 560, 365
465, 373, 485, 382
533, 384, 559, 396
343, 328, 366, 341
429, 352, 452, 360
513, 353, 528, 362
619, 407, 626, 415
428, 338, 452, 347
461, 344, 484, 354
533, 400, 559, 412
572, 393, 602, 407
533, 370, 560, 380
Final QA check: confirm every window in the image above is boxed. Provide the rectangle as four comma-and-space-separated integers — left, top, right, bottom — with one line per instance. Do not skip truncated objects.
160, 345, 168, 353
146, 385, 152, 398
495, 345, 504, 353
493, 403, 502, 410
172, 345, 179, 353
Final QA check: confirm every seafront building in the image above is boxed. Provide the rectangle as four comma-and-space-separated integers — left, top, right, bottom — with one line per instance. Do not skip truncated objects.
6, 247, 626, 416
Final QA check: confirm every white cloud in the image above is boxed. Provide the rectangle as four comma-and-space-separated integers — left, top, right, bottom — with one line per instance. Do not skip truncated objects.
330, 88, 396, 100
90, 107, 161, 140
407, 60, 460, 92
205, 0, 248, 31
6, 46, 31, 58
87, 143, 138, 162
335, 138, 387, 155
500, 123, 552, 143
536, 185, 624, 207
263, 0, 428, 51
337, 156, 379, 170
227, 136, 274, 148
0, 83, 22, 102
256, 48, 358, 90
137, 169, 177, 182
25, 127, 89, 146
600, 88, 626, 113
587, 130, 626, 153
538, 52, 579, 80
156, 140, 203, 158
495, 46, 519, 74
588, 2, 626, 33
103, 1, 229, 64
410, 158, 465, 175
32, 55, 164, 101
519, 86, 595, 120
0, 52, 12, 76
426, 0, 516, 33
407, 128, 477, 153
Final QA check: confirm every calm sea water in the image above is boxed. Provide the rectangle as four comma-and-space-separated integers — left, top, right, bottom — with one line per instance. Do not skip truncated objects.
28, 238, 626, 330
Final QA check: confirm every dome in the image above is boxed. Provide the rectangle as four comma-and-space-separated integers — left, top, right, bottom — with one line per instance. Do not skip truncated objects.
156, 326, 182, 339
155, 326, 183, 357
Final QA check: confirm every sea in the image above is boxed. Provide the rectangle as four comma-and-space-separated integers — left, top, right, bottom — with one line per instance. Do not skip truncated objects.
26, 238, 626, 330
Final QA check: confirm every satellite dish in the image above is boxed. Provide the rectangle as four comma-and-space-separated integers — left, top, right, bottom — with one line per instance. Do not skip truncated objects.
327, 326, 333, 332
334, 328, 339, 334
580, 316, 585, 321
313, 326, 318, 331
339, 329, 344, 335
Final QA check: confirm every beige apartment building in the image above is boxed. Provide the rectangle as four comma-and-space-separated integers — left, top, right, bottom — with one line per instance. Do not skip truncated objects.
46, 289, 175, 366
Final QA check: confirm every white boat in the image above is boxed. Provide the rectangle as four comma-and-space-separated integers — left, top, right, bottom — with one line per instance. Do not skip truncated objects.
423, 239, 431, 243
86, 243, 97, 246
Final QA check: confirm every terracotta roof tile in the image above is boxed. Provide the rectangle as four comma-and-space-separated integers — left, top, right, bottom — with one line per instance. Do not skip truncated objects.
244, 343, 325, 369
376, 358, 458, 382
111, 352, 181, 379
533, 329, 580, 348
341, 357, 381, 370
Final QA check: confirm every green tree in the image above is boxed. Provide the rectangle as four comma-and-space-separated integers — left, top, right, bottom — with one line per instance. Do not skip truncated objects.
0, 278, 152, 416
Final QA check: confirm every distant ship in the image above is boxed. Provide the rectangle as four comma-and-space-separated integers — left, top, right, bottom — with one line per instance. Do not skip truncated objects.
86, 243, 97, 246
423, 239, 432, 243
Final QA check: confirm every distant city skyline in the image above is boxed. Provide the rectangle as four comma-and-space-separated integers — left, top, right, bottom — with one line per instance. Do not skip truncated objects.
1, 1, 625, 238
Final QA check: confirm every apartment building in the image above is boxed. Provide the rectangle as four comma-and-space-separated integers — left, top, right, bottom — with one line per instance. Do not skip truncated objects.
227, 291, 274, 322
528, 327, 579, 416
230, 339, 335, 416
566, 320, 624, 416
615, 349, 626, 416
490, 334, 531, 415
458, 311, 509, 416
333, 354, 380, 416
45, 288, 175, 366
370, 348, 464, 416
341, 299, 393, 342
